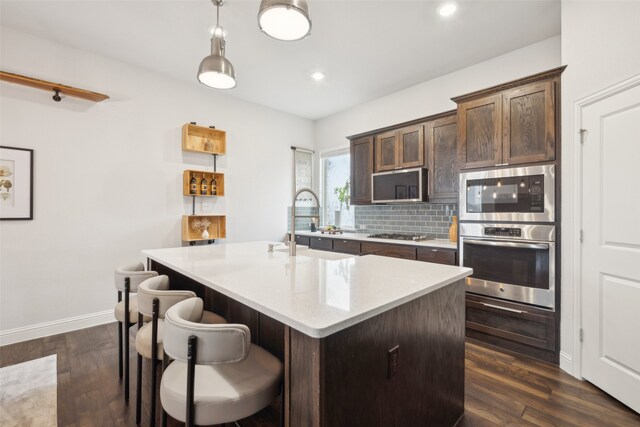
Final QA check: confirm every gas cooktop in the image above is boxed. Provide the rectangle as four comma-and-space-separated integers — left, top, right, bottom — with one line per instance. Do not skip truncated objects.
367, 233, 433, 241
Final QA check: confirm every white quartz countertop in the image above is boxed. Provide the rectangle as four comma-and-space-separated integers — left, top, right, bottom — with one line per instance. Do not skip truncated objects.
143, 242, 471, 338
295, 230, 458, 250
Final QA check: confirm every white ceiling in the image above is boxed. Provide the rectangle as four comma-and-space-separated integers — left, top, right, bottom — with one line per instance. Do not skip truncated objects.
0, 0, 560, 120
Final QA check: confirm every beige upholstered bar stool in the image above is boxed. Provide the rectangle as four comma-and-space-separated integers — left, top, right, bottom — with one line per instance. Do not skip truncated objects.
114, 262, 157, 403
161, 297, 283, 427
135, 276, 226, 426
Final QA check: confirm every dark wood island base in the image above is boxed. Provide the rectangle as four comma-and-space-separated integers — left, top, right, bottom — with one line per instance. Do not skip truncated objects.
151, 260, 465, 427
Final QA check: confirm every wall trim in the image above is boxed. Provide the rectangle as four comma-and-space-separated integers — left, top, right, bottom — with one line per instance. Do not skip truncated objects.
559, 351, 575, 376
0, 310, 113, 346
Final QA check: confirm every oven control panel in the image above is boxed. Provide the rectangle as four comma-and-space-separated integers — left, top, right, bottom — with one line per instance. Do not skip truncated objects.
484, 227, 522, 237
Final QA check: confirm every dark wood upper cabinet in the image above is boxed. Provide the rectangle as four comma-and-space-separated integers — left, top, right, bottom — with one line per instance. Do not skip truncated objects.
503, 80, 556, 165
425, 113, 459, 202
375, 130, 398, 171
458, 94, 502, 169
454, 67, 564, 170
350, 136, 374, 205
398, 125, 424, 168
375, 125, 424, 172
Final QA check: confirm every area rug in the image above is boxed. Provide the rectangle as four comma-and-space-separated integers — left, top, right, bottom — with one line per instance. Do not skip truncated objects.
0, 354, 57, 427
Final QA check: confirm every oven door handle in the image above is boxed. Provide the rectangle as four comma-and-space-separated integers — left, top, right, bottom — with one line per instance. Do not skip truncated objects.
463, 239, 549, 250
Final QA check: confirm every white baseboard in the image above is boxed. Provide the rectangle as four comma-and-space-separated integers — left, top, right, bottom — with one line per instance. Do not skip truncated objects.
0, 310, 114, 346
559, 351, 575, 376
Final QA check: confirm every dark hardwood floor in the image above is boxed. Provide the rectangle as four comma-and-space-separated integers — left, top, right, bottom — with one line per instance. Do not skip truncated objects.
1, 323, 638, 426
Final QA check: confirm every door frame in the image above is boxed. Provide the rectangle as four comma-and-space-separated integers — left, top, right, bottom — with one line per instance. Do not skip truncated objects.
571, 72, 640, 380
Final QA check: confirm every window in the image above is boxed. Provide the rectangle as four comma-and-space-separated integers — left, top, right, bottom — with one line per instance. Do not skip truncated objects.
321, 148, 354, 228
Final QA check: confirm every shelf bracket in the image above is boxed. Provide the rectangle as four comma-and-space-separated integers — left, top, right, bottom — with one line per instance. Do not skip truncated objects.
213, 154, 218, 173
192, 196, 196, 216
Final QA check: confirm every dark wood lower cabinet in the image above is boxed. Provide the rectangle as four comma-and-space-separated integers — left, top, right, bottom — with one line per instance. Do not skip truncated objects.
361, 241, 417, 260
309, 236, 333, 251
416, 247, 457, 265
288, 281, 465, 427
295, 235, 310, 247
333, 239, 361, 255
465, 293, 558, 363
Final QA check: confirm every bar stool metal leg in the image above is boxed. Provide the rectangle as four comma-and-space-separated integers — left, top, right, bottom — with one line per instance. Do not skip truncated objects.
161, 352, 169, 427
124, 277, 131, 403
136, 313, 143, 425
117, 291, 123, 379
150, 298, 159, 427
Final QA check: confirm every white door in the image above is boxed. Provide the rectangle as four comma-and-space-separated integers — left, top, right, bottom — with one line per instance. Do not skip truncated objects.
581, 78, 640, 413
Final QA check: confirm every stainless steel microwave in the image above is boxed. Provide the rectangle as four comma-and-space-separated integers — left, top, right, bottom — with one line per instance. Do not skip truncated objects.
371, 168, 428, 203
459, 164, 555, 222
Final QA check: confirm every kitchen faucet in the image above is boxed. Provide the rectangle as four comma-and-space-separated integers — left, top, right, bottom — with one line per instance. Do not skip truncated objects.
290, 187, 320, 256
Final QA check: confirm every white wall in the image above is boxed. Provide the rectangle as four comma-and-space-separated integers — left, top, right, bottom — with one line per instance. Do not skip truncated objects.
314, 36, 561, 152
560, 0, 640, 376
0, 27, 314, 342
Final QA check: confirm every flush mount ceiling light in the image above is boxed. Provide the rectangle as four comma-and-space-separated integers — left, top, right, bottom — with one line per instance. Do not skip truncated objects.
198, 0, 237, 89
258, 0, 312, 41
438, 2, 458, 17
310, 71, 325, 81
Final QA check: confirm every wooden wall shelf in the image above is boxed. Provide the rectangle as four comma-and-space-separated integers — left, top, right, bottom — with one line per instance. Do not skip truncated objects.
182, 215, 226, 242
183, 170, 225, 197
0, 71, 109, 102
182, 123, 226, 155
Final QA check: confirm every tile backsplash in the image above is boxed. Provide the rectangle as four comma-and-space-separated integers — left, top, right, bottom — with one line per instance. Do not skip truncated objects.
354, 203, 457, 239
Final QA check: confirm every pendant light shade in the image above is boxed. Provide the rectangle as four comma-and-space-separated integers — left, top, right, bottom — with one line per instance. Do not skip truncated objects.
198, 32, 236, 89
198, 1, 237, 89
258, 0, 311, 41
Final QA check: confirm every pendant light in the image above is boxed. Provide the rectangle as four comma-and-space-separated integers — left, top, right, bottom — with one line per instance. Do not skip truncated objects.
198, 0, 237, 89
258, 0, 312, 41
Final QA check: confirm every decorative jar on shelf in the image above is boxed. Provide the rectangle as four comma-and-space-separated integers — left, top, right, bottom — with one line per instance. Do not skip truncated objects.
201, 228, 209, 239
449, 215, 458, 243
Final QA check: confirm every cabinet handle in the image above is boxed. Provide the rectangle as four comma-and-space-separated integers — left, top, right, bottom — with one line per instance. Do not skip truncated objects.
495, 163, 509, 167
432, 249, 438, 252
482, 303, 526, 314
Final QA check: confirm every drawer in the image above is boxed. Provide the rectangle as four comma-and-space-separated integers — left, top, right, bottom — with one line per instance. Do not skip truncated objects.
295, 235, 310, 247
333, 239, 361, 255
310, 236, 334, 251
416, 247, 457, 265
361, 242, 416, 260
465, 294, 556, 351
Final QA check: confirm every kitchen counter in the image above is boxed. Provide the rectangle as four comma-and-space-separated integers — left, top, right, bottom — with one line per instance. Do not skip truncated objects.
295, 230, 458, 250
143, 241, 470, 426
143, 242, 470, 338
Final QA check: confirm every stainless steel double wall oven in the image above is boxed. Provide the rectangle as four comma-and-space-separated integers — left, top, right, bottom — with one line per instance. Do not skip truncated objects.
459, 164, 557, 309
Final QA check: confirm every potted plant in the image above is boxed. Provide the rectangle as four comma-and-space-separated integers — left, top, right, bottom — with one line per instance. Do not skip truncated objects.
333, 179, 350, 227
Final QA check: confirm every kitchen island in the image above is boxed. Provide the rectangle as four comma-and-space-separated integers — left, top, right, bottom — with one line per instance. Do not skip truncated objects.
143, 242, 472, 427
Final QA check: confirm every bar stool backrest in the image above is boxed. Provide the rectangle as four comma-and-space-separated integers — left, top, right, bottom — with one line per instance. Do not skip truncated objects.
115, 262, 157, 292
137, 275, 196, 319
164, 297, 251, 365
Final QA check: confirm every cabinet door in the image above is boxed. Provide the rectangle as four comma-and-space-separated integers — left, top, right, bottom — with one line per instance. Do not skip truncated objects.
503, 80, 556, 165
310, 236, 333, 251
350, 136, 374, 205
458, 95, 502, 169
465, 294, 556, 354
426, 115, 459, 201
416, 247, 457, 265
375, 130, 398, 171
361, 242, 417, 260
295, 235, 311, 247
397, 125, 424, 168
333, 239, 361, 255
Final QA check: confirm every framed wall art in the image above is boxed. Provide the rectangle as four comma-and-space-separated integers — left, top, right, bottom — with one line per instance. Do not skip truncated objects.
0, 146, 34, 220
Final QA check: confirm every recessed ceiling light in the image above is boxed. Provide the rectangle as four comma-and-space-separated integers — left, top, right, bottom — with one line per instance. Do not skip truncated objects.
438, 3, 457, 17
311, 71, 325, 81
